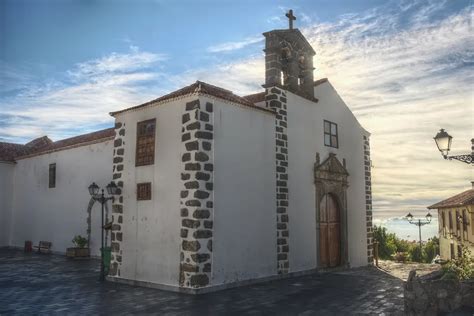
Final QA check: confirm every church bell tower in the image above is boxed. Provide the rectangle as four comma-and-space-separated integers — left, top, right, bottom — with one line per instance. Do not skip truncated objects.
263, 10, 316, 100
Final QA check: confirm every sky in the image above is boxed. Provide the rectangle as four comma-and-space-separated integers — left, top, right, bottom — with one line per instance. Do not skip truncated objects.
0, 0, 472, 220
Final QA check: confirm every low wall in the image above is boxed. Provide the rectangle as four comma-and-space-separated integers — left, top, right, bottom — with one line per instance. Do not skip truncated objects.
404, 270, 474, 315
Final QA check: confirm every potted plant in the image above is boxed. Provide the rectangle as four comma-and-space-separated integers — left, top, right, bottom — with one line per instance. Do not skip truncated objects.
66, 235, 90, 258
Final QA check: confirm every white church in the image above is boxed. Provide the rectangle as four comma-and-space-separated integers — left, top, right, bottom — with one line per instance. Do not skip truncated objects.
0, 12, 374, 293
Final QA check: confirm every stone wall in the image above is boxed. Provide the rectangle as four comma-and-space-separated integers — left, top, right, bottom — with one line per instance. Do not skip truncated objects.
404, 270, 474, 315
266, 86, 290, 274
179, 99, 214, 288
363, 135, 373, 265
109, 121, 126, 276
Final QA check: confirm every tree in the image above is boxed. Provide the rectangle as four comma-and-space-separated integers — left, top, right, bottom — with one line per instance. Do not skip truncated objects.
423, 237, 439, 263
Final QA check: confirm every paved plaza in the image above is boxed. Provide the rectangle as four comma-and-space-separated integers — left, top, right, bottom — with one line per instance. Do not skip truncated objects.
0, 249, 404, 315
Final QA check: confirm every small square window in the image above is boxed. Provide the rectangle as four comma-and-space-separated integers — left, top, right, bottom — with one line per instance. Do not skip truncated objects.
137, 182, 151, 200
323, 120, 338, 148
49, 163, 56, 188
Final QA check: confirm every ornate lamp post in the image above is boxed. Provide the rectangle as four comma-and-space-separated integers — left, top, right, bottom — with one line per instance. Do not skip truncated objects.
406, 212, 432, 251
433, 129, 473, 164
88, 181, 119, 281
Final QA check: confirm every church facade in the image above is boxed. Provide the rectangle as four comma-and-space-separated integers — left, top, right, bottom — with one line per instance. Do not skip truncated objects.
0, 17, 373, 293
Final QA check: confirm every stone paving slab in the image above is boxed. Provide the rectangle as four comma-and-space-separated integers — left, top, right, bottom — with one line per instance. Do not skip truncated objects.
0, 249, 404, 315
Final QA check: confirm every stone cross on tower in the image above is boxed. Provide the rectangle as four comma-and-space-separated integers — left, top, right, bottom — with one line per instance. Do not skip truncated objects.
285, 9, 296, 29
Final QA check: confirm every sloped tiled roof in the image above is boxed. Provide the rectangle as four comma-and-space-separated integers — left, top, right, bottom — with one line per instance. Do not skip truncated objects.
110, 81, 275, 116
0, 142, 30, 162
244, 91, 266, 104
428, 189, 474, 209
0, 128, 115, 162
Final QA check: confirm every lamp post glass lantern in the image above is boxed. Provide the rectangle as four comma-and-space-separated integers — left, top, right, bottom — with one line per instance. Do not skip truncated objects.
406, 212, 432, 256
433, 129, 474, 164
88, 181, 119, 281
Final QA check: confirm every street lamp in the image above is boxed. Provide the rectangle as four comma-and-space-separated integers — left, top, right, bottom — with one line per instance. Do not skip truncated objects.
433, 129, 474, 164
88, 181, 119, 281
406, 212, 432, 251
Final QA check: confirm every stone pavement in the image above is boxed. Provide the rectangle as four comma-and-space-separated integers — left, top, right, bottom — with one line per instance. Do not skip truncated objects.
378, 260, 441, 281
0, 249, 404, 315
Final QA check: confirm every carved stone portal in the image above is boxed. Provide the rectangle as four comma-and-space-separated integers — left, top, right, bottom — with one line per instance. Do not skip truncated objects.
314, 153, 349, 268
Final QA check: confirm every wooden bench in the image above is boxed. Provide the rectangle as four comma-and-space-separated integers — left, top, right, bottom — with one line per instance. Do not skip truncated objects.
34, 241, 52, 254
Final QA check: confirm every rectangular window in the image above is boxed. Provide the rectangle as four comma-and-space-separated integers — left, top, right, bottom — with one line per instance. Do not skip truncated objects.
49, 163, 56, 188
136, 119, 156, 167
137, 182, 152, 200
324, 120, 338, 148
456, 210, 460, 232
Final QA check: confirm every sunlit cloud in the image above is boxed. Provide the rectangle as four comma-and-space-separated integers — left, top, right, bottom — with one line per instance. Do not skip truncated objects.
0, 0, 472, 219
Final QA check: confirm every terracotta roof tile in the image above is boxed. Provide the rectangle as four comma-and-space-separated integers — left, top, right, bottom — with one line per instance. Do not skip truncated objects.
244, 91, 266, 104
314, 78, 328, 86
428, 189, 474, 209
14, 128, 115, 160
0, 142, 30, 162
110, 81, 274, 116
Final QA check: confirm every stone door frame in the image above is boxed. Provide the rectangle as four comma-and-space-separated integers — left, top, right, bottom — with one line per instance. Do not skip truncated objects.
314, 153, 349, 268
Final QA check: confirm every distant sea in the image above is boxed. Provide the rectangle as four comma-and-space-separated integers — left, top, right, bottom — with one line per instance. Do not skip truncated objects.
374, 217, 439, 242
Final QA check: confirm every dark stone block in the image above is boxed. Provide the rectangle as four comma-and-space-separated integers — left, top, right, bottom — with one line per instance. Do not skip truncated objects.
280, 97, 287, 103
113, 173, 122, 180
191, 253, 210, 263
269, 100, 281, 108
181, 228, 188, 238
181, 173, 191, 180
194, 230, 212, 239
279, 200, 289, 207
181, 191, 189, 198
116, 255, 122, 263
113, 157, 123, 163
276, 166, 286, 173
282, 230, 289, 237
182, 240, 201, 251
200, 112, 209, 122
187, 121, 201, 131
202, 141, 212, 151
276, 180, 287, 187
115, 122, 122, 129
185, 141, 199, 151
195, 131, 213, 139
265, 94, 278, 100
181, 263, 199, 272
114, 139, 122, 147
193, 209, 210, 219
277, 207, 286, 214
182, 153, 191, 162
118, 215, 123, 224
185, 200, 201, 207
116, 232, 123, 241
186, 100, 200, 111
112, 205, 123, 214
278, 253, 287, 260
116, 148, 124, 156
195, 152, 209, 162
204, 220, 213, 229
185, 163, 201, 171
195, 172, 210, 181
119, 129, 125, 136
194, 190, 209, 199
203, 263, 211, 272
117, 165, 124, 171
206, 201, 213, 208
279, 121, 287, 128
205, 182, 213, 191
206, 102, 213, 112
281, 148, 288, 154
280, 174, 288, 180
111, 242, 120, 252
277, 194, 287, 200
182, 219, 200, 228
109, 262, 118, 276
277, 238, 287, 245
281, 214, 289, 222
207, 240, 212, 252
277, 223, 287, 230
276, 127, 283, 133
205, 124, 213, 131
182, 132, 191, 142
276, 153, 285, 161
190, 274, 209, 287
185, 181, 199, 189
112, 224, 121, 231
182, 113, 191, 124
271, 87, 281, 94
280, 161, 288, 167
204, 164, 213, 171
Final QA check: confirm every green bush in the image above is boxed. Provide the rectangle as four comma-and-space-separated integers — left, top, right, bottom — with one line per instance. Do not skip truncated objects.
442, 245, 474, 280
72, 235, 88, 248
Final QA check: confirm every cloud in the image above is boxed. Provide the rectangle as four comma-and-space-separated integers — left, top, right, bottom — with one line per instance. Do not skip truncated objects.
0, 0, 471, 220
207, 36, 263, 53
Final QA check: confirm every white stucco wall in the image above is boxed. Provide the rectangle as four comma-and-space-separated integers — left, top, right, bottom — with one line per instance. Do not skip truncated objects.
287, 81, 369, 271
10, 140, 113, 255
210, 96, 277, 285
0, 162, 15, 247
114, 97, 188, 287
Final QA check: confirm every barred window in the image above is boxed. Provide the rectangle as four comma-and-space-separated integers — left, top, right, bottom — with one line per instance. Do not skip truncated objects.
324, 120, 338, 148
49, 163, 56, 188
137, 182, 152, 200
136, 119, 156, 166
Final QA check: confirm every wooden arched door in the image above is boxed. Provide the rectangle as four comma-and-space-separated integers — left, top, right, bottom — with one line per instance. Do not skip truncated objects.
319, 194, 341, 268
